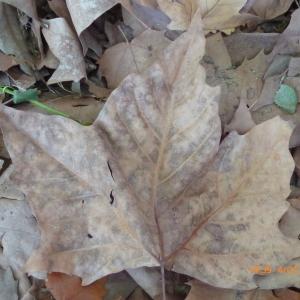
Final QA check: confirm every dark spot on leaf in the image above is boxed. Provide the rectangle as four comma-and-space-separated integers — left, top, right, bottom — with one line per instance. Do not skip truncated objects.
72, 104, 88, 107
110, 190, 114, 205
87, 233, 93, 238
107, 160, 114, 181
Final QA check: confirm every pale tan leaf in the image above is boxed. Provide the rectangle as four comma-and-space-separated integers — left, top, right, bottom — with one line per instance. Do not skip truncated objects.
0, 52, 17, 71
172, 117, 300, 288
288, 57, 300, 77
0, 10, 299, 291
99, 29, 170, 88
47, 0, 73, 25
224, 32, 279, 66
42, 18, 86, 84
127, 268, 161, 299
186, 280, 300, 300
38, 49, 59, 70
0, 252, 18, 300
65, 0, 119, 36
157, 0, 247, 31
225, 98, 256, 134
0, 198, 40, 272
279, 198, 300, 239
0, 3, 35, 67
271, 8, 300, 58
250, 0, 294, 20
0, 11, 219, 283
206, 33, 232, 69
236, 51, 269, 105
0, 0, 38, 19
255, 258, 300, 289
250, 75, 281, 111
0, 0, 43, 62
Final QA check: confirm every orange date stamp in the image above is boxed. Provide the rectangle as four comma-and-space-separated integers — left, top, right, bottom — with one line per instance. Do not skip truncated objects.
249, 264, 299, 275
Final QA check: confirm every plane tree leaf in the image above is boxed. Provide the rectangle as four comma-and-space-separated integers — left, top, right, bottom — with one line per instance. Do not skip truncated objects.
0, 10, 299, 290
156, 0, 248, 31
42, 18, 86, 84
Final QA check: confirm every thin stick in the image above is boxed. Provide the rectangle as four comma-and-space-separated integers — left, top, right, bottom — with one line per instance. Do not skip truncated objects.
295, 0, 300, 8
2, 98, 14, 105
117, 25, 140, 74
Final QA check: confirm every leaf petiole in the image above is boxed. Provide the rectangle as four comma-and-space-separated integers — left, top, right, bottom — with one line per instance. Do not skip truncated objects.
0, 86, 91, 126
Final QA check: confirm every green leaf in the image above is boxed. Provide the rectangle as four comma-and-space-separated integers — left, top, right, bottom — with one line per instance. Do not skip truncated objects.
12, 89, 39, 104
274, 84, 298, 114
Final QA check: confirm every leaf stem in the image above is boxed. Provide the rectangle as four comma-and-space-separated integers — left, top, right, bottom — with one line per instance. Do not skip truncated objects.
160, 262, 166, 300
0, 86, 92, 126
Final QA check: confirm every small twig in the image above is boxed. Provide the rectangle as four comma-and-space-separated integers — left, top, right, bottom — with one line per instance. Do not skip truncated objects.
117, 25, 141, 74
295, 0, 300, 8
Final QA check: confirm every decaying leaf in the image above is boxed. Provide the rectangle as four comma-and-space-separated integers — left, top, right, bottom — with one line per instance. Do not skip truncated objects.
99, 29, 170, 88
127, 267, 161, 299
47, 0, 73, 26
250, 0, 294, 20
205, 33, 232, 70
46, 273, 107, 300
279, 198, 300, 239
254, 257, 300, 289
186, 280, 300, 300
224, 32, 279, 66
0, 3, 35, 67
0, 198, 40, 272
225, 98, 256, 134
0, 9, 299, 291
6, 66, 36, 89
42, 18, 86, 84
157, 0, 248, 31
0, 52, 17, 71
271, 8, 300, 58
0, 252, 18, 300
65, 0, 119, 36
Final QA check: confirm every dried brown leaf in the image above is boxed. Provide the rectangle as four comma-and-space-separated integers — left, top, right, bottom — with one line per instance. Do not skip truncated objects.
254, 258, 300, 289
250, 0, 294, 20
47, 0, 73, 26
225, 98, 255, 134
65, 0, 118, 36
186, 280, 300, 300
206, 33, 232, 69
99, 29, 170, 88
6, 66, 36, 89
0, 3, 35, 67
224, 32, 279, 66
0, 52, 17, 71
42, 18, 86, 84
157, 0, 248, 31
0, 252, 18, 300
0, 10, 299, 291
46, 273, 106, 300
0, 198, 39, 272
